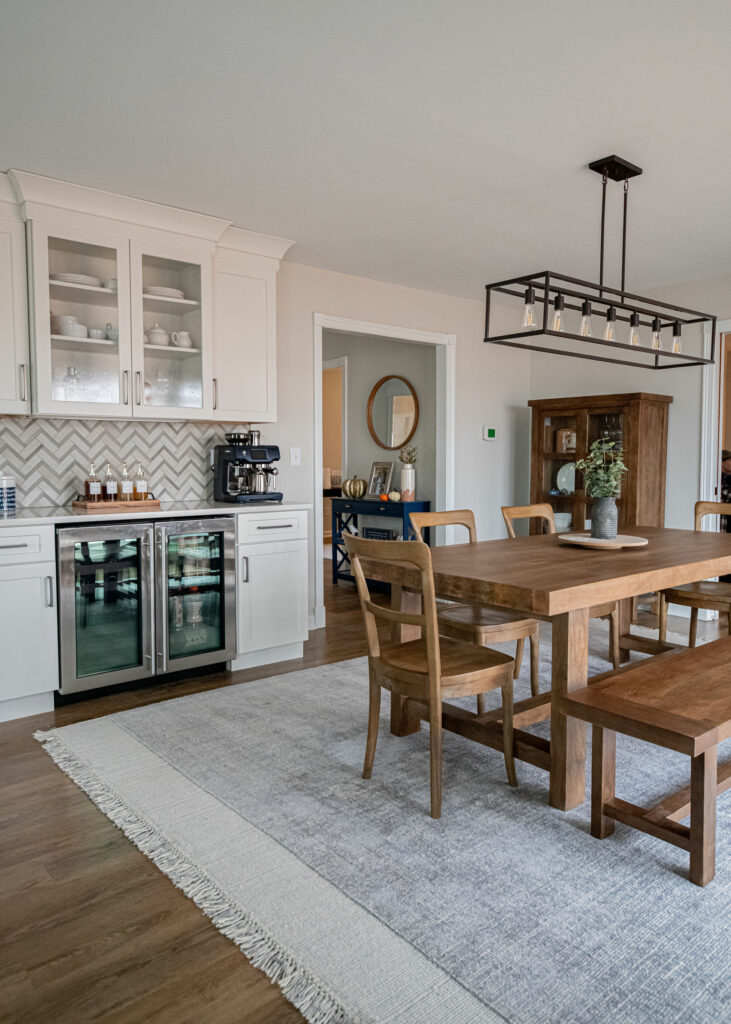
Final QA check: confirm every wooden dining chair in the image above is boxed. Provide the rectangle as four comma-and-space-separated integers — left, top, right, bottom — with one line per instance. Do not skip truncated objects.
344, 533, 516, 818
501, 503, 620, 670
659, 501, 731, 646
410, 510, 541, 702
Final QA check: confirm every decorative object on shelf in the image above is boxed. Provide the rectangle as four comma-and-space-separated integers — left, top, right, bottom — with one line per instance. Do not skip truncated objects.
51, 272, 102, 287
576, 438, 627, 540
342, 476, 367, 499
555, 428, 576, 453
362, 527, 394, 540
105, 323, 119, 342
171, 330, 194, 348
366, 375, 419, 450
399, 445, 417, 502
145, 322, 169, 346
88, 328, 106, 340
388, 490, 401, 501
104, 278, 117, 291
484, 155, 717, 369
366, 461, 394, 499
146, 285, 185, 299
555, 461, 575, 495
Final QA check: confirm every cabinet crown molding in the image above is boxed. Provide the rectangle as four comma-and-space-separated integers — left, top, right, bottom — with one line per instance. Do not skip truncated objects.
9, 169, 231, 242
218, 225, 295, 262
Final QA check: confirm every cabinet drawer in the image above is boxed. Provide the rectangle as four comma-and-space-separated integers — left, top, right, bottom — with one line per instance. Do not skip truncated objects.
0, 525, 55, 565
236, 511, 307, 543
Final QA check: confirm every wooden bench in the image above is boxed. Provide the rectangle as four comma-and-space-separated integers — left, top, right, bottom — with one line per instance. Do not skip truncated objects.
560, 640, 731, 886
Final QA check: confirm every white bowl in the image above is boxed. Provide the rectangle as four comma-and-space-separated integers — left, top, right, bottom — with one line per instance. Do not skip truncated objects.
88, 328, 106, 339
65, 323, 88, 338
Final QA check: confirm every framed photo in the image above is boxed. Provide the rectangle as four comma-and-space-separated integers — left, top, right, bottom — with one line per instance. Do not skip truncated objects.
366, 461, 393, 498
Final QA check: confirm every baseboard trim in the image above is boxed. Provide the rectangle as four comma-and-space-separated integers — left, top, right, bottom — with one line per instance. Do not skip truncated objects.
0, 690, 55, 723
228, 642, 304, 672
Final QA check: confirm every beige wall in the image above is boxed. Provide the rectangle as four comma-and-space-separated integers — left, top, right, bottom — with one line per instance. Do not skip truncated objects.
322, 366, 343, 472
267, 261, 530, 619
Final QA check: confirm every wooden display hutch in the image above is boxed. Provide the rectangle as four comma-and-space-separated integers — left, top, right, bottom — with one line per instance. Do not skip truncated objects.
528, 393, 672, 535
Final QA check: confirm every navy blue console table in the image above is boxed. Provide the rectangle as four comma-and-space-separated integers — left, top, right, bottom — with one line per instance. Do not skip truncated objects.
331, 498, 431, 586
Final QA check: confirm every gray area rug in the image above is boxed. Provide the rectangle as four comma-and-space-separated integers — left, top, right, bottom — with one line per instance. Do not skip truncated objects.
38, 624, 730, 1024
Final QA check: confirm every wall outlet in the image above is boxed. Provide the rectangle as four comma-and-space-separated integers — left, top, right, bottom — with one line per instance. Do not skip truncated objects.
290, 446, 302, 466
482, 426, 498, 440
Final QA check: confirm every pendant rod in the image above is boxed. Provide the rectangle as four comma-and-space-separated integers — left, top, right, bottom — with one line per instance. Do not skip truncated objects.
599, 172, 607, 299
621, 178, 629, 298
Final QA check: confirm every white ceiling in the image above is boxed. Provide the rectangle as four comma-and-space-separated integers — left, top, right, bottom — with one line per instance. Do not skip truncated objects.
2, 1, 731, 300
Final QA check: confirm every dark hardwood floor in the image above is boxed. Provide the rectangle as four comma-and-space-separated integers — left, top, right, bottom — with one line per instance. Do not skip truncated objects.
0, 565, 376, 1024
0, 563, 714, 1024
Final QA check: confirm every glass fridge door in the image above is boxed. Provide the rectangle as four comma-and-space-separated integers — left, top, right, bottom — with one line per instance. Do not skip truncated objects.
58, 524, 154, 693
155, 518, 236, 673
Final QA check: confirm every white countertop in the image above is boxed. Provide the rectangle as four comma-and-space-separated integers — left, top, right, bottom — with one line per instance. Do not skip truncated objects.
0, 500, 312, 527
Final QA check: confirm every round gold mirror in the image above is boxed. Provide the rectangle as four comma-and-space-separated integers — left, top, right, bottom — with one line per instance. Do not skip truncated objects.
366, 375, 419, 450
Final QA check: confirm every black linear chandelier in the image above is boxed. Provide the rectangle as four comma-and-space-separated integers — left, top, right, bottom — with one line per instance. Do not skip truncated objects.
484, 155, 716, 369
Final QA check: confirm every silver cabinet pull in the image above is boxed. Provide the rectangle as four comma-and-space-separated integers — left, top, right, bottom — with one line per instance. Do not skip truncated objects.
46, 575, 54, 607
241, 555, 249, 582
123, 370, 129, 405
212, 378, 218, 410
0, 542, 28, 550
19, 363, 28, 402
135, 371, 141, 405
256, 523, 293, 530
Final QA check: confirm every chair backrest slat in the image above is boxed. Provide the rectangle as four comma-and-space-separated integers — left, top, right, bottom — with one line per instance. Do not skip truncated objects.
345, 534, 440, 670
694, 500, 731, 531
410, 509, 477, 543
502, 503, 556, 538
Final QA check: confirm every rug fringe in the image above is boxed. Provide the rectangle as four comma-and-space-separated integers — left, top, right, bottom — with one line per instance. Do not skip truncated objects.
34, 729, 358, 1024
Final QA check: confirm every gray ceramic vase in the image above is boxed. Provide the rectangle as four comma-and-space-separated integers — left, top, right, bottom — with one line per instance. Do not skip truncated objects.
591, 496, 618, 540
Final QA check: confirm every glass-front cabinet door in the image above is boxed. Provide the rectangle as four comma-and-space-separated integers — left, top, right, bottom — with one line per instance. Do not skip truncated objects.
155, 518, 235, 673
131, 241, 212, 419
57, 525, 154, 693
28, 221, 133, 417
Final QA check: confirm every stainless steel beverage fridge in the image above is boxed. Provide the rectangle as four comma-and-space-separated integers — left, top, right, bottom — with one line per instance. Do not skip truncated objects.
57, 518, 236, 694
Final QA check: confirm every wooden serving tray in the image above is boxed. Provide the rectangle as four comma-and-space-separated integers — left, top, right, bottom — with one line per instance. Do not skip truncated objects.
558, 531, 648, 550
72, 498, 161, 514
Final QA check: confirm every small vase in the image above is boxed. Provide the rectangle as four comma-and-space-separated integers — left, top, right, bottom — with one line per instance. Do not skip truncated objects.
400, 465, 415, 502
591, 497, 618, 540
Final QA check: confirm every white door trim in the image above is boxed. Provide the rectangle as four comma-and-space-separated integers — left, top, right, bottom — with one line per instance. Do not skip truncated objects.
312, 313, 456, 629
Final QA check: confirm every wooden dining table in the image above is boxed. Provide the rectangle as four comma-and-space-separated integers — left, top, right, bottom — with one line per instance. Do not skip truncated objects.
362, 525, 731, 810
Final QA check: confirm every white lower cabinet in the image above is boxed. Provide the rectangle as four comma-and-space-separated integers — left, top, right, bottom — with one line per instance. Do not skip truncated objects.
234, 537, 308, 666
0, 560, 58, 720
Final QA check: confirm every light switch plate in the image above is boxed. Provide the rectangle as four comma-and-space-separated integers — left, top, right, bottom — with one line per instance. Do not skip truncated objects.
482, 426, 498, 440
290, 446, 302, 466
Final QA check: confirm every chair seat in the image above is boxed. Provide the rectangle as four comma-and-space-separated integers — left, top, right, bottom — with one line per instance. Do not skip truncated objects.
436, 602, 538, 641
664, 581, 731, 608
377, 637, 514, 696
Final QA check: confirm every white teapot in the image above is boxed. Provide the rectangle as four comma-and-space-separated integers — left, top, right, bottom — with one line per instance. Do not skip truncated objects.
171, 330, 193, 348
145, 322, 169, 347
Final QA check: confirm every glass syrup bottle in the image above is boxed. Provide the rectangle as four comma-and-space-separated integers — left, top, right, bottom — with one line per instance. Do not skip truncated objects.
84, 462, 102, 503
102, 462, 118, 502
133, 461, 148, 501
119, 461, 134, 502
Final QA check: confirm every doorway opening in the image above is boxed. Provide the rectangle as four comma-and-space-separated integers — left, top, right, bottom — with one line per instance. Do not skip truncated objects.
322, 357, 347, 553
313, 314, 456, 629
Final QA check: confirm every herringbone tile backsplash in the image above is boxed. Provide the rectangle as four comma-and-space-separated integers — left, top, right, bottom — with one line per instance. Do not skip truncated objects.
0, 417, 248, 507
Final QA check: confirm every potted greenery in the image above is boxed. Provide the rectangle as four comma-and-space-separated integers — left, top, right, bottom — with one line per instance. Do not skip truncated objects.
399, 445, 417, 501
575, 438, 627, 540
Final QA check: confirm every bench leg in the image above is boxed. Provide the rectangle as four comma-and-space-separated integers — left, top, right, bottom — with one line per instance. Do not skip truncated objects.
591, 726, 616, 840
689, 746, 717, 886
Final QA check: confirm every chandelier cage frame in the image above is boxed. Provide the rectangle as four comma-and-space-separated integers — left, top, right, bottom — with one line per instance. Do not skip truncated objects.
484, 156, 717, 370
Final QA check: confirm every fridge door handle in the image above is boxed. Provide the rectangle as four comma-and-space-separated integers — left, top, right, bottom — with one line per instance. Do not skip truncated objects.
155, 525, 169, 674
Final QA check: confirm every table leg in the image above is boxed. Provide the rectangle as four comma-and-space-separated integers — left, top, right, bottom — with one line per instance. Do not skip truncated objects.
689, 746, 717, 886
549, 607, 589, 810
618, 597, 632, 663
389, 585, 422, 737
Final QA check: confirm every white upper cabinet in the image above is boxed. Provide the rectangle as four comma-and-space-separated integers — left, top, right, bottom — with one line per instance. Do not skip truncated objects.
130, 240, 214, 419
6, 170, 294, 423
0, 214, 31, 415
28, 220, 133, 417
211, 248, 278, 422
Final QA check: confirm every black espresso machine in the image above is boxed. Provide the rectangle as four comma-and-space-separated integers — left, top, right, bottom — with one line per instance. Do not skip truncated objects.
212, 432, 283, 503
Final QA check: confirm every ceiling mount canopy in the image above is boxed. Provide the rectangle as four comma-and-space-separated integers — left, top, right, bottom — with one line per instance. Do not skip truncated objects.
484, 156, 716, 369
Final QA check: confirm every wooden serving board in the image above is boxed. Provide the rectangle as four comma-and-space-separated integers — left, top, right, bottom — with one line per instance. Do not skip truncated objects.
72, 498, 161, 514
558, 531, 648, 550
